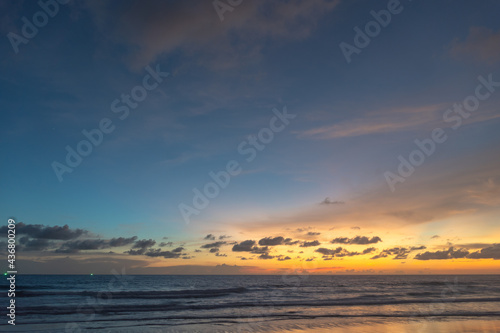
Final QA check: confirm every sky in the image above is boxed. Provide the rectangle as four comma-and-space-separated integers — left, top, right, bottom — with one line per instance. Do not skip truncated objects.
1, 0, 500, 275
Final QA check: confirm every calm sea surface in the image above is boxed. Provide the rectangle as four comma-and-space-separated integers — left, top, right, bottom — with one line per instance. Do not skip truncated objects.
1, 274, 499, 332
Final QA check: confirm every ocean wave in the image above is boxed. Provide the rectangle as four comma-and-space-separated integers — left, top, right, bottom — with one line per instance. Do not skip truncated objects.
14, 286, 249, 299
14, 296, 500, 316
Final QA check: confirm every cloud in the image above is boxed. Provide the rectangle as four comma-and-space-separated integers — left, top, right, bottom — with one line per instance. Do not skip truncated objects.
235, 152, 500, 241
300, 240, 320, 247
0, 223, 147, 255
251, 246, 270, 254
19, 238, 54, 251
124, 238, 156, 255
219, 235, 231, 240
320, 198, 344, 205
255, 236, 299, 246
362, 247, 377, 254
277, 256, 291, 261
0, 222, 87, 240
465, 178, 500, 207
314, 247, 368, 259
370, 252, 388, 260
414, 247, 469, 260
298, 104, 445, 139
307, 232, 321, 236
200, 241, 226, 249
331, 236, 382, 245
209, 248, 219, 253
84, 0, 341, 69
258, 236, 285, 246
204, 234, 216, 240
159, 241, 174, 247
449, 26, 500, 65
14, 256, 266, 275
143, 247, 185, 259
431, 235, 440, 239
57, 236, 139, 253
370, 246, 426, 260
467, 244, 500, 259
258, 253, 275, 260
131, 238, 153, 248
232, 240, 256, 252
315, 247, 343, 256
284, 238, 300, 245
172, 247, 184, 253
454, 243, 493, 249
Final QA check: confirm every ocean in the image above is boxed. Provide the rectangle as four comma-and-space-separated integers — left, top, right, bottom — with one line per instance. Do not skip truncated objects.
1, 274, 500, 332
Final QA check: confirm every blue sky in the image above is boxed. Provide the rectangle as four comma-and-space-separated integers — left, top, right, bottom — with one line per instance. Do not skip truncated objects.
1, 0, 500, 274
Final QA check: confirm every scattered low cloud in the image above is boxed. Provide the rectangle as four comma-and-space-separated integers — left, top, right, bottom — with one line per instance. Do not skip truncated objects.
414, 247, 469, 260
0, 222, 86, 240
58, 237, 138, 254
320, 198, 344, 205
413, 244, 500, 260
201, 241, 226, 249
371, 246, 426, 260
300, 240, 321, 247
467, 244, 500, 259
331, 236, 382, 245
144, 247, 185, 259
232, 240, 256, 252
259, 236, 285, 246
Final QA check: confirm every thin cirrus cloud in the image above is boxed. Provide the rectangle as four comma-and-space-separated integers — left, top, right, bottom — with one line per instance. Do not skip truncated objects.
82, 0, 340, 70
236, 150, 500, 234
449, 26, 500, 65
298, 104, 446, 140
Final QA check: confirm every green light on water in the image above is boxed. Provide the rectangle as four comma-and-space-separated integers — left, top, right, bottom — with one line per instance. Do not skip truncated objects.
3, 273, 6, 276
90, 273, 94, 276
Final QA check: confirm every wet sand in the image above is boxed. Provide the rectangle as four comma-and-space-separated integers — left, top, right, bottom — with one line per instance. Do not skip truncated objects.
174, 318, 500, 333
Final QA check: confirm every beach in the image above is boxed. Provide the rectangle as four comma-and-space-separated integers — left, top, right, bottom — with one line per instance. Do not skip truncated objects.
2, 274, 499, 332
